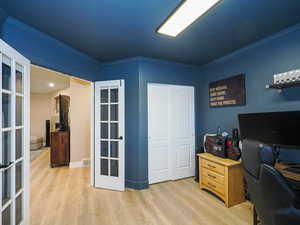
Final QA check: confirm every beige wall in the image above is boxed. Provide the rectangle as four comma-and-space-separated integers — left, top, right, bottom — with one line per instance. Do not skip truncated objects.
51, 79, 91, 163
30, 93, 51, 141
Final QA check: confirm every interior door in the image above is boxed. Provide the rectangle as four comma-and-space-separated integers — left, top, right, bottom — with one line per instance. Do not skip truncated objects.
148, 84, 195, 184
148, 85, 170, 184
0, 40, 30, 225
94, 80, 125, 191
170, 86, 195, 180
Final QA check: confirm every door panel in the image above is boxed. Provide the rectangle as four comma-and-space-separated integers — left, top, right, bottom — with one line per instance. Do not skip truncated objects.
171, 86, 195, 180
148, 84, 195, 184
148, 85, 170, 184
0, 39, 30, 225
94, 80, 125, 191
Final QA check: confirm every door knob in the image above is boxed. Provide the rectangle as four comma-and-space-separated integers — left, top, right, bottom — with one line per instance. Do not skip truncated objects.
0, 162, 13, 169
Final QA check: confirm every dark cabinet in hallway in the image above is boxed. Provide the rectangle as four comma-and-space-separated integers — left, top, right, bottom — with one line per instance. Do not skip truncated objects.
50, 131, 70, 167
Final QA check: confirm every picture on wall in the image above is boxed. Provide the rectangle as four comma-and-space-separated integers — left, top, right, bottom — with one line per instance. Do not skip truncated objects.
209, 74, 246, 108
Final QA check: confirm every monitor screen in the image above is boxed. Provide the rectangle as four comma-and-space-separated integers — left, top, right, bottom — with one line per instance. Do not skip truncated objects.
238, 111, 300, 147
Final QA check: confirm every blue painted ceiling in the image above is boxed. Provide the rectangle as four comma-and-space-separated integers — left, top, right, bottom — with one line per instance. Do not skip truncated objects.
1, 0, 300, 65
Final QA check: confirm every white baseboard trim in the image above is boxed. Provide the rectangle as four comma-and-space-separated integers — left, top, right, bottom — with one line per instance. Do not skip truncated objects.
69, 158, 90, 168
69, 161, 84, 168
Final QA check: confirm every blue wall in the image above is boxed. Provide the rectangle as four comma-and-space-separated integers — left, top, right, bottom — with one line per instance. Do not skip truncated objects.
2, 17, 102, 81
98, 57, 203, 189
198, 23, 300, 162
0, 8, 7, 37
3, 12, 300, 188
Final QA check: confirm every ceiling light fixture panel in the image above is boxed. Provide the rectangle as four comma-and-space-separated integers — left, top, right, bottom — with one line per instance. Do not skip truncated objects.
157, 0, 222, 37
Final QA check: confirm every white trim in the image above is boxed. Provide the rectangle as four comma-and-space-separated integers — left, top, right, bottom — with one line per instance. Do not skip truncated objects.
69, 161, 84, 168
69, 158, 91, 168
23, 44, 31, 225
90, 83, 95, 186
0, 39, 30, 225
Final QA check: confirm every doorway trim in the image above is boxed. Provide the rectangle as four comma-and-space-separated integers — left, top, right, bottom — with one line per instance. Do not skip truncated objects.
90, 83, 95, 186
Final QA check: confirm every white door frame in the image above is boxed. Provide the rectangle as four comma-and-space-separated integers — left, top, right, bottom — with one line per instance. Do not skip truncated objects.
0, 39, 30, 225
147, 83, 196, 184
90, 83, 95, 186
93, 80, 125, 191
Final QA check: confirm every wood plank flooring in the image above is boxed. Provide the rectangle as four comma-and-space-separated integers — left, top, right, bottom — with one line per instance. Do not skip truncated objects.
30, 150, 252, 225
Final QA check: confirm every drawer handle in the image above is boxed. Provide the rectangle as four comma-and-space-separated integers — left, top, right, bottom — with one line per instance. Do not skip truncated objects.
208, 174, 216, 179
207, 164, 216, 169
208, 182, 216, 188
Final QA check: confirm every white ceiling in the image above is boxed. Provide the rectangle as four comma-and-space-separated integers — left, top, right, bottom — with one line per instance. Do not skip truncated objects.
30, 65, 70, 94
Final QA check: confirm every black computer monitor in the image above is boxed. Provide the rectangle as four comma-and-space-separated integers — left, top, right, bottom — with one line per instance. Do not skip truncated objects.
238, 111, 300, 147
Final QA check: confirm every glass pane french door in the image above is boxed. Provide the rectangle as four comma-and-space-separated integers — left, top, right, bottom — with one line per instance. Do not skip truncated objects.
0, 40, 30, 225
94, 80, 125, 191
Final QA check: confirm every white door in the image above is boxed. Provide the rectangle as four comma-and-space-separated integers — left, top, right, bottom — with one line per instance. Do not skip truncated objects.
0, 40, 30, 225
170, 86, 195, 180
148, 85, 170, 184
94, 80, 125, 191
148, 84, 195, 184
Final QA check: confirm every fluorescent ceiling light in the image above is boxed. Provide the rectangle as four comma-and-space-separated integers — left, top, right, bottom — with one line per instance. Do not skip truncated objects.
157, 0, 221, 37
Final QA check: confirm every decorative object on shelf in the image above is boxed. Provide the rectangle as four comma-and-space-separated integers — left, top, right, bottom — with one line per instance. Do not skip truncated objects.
266, 69, 300, 93
273, 69, 300, 84
209, 74, 246, 108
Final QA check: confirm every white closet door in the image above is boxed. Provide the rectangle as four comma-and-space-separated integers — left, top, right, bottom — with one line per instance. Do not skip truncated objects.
170, 86, 195, 180
148, 84, 195, 184
148, 85, 170, 184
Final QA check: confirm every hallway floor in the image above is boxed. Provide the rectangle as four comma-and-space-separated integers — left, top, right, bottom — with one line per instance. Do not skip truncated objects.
30, 150, 252, 225
30, 147, 48, 162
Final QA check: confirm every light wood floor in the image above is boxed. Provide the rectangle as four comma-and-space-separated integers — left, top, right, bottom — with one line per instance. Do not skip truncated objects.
30, 150, 252, 225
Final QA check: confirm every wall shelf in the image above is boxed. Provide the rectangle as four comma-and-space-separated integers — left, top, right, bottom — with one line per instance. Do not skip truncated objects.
266, 81, 300, 93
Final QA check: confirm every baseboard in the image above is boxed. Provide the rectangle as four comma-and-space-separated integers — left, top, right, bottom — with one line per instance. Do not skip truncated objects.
69, 158, 90, 168
69, 161, 83, 168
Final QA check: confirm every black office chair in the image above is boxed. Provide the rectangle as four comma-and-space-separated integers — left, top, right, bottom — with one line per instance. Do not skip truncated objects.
242, 139, 300, 225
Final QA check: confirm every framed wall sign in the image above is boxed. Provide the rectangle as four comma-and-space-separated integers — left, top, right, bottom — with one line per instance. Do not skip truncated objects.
209, 74, 246, 108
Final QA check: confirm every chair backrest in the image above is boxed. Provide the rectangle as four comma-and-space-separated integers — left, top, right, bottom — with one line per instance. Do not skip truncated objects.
242, 139, 263, 178
242, 139, 300, 225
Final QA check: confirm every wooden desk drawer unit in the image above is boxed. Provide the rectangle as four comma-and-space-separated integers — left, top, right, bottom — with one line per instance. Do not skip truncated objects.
202, 160, 225, 175
198, 153, 245, 207
202, 168, 225, 185
202, 176, 225, 195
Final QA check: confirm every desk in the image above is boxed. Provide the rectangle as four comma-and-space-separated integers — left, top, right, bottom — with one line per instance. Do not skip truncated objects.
276, 164, 300, 182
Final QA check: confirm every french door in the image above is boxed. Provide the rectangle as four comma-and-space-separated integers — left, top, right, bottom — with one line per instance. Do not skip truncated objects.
0, 40, 30, 225
94, 80, 125, 191
148, 84, 195, 184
